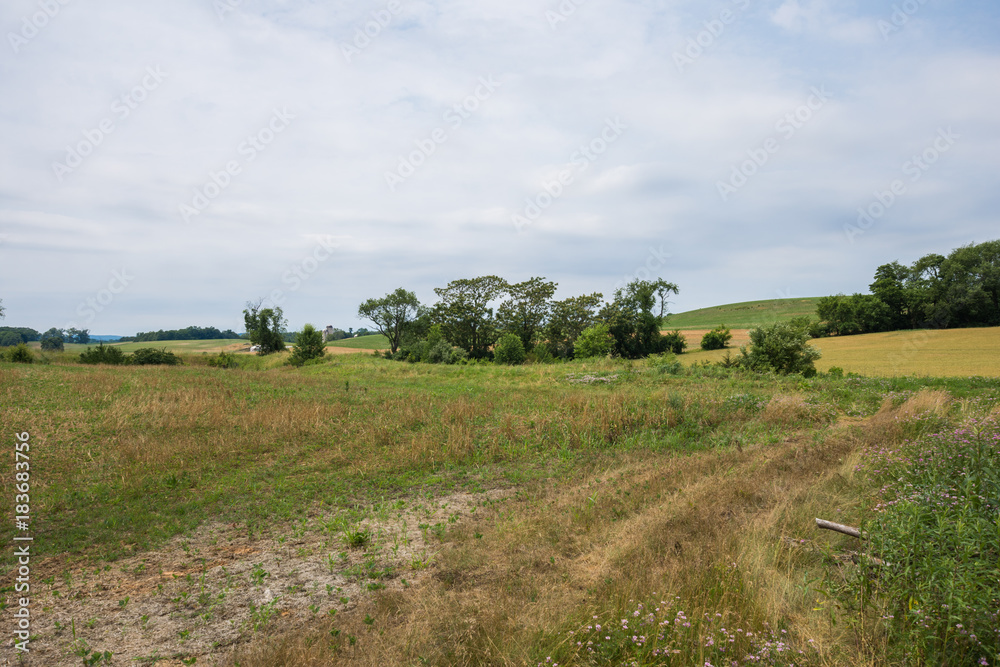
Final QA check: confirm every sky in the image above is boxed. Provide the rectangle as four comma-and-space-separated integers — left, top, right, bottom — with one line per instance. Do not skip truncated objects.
1, 0, 998, 336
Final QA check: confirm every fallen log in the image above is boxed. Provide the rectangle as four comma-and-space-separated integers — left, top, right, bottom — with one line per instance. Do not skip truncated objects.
815, 518, 863, 539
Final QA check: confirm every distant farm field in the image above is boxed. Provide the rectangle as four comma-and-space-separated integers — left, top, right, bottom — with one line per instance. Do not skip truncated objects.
55, 339, 251, 354
667, 297, 822, 329
683, 326, 1000, 377
327, 334, 391, 350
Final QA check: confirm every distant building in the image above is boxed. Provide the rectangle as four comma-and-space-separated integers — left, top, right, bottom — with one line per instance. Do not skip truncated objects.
323, 326, 335, 342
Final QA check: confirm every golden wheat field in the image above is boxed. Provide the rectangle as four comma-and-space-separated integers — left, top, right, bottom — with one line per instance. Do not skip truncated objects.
683, 327, 1000, 377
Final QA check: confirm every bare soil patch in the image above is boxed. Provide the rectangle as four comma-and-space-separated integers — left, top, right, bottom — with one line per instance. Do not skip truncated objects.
1, 489, 511, 666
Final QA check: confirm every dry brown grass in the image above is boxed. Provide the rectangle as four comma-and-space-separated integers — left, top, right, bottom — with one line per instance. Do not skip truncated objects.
224, 422, 872, 666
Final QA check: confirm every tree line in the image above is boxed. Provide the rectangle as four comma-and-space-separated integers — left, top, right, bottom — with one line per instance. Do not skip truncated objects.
119, 325, 241, 342
817, 239, 1000, 336
357, 276, 684, 363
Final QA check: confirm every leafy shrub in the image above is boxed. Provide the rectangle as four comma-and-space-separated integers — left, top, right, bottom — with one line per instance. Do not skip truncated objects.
826, 366, 844, 378
493, 333, 526, 365
289, 324, 326, 367
574, 322, 612, 359
207, 350, 239, 369
4, 343, 34, 364
40, 329, 64, 351
738, 322, 820, 376
661, 329, 687, 354
700, 325, 732, 350
79, 343, 126, 365
425, 340, 453, 364
128, 348, 182, 366
526, 343, 555, 364
650, 352, 682, 375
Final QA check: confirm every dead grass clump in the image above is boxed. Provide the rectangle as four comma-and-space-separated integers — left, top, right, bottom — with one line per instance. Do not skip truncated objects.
762, 395, 812, 426
858, 389, 952, 449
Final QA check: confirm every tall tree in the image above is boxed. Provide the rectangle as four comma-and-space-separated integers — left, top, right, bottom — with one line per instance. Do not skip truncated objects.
432, 276, 507, 359
358, 288, 422, 355
243, 299, 287, 354
600, 279, 679, 359
496, 277, 557, 351
545, 293, 604, 358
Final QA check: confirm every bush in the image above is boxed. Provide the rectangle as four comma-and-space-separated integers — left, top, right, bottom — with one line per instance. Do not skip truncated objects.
207, 350, 239, 369
574, 323, 612, 359
40, 330, 64, 351
79, 343, 126, 365
650, 352, 682, 375
526, 343, 555, 364
700, 325, 732, 350
289, 324, 326, 367
493, 333, 526, 365
128, 348, 182, 366
738, 322, 820, 376
661, 329, 687, 354
4, 343, 34, 364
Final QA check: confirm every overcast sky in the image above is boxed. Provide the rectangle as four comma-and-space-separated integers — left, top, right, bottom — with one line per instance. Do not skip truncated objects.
1, 0, 998, 335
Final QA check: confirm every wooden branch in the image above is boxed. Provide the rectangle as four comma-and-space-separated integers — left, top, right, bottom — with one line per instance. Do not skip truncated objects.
815, 518, 863, 539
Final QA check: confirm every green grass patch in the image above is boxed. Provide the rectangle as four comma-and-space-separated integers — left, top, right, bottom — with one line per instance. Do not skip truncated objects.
667, 297, 822, 330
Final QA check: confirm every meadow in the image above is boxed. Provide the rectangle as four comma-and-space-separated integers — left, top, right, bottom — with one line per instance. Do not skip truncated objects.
1, 340, 998, 666
665, 297, 823, 330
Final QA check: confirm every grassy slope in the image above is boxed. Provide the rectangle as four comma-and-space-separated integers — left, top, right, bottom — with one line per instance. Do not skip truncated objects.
327, 334, 391, 350
666, 297, 822, 329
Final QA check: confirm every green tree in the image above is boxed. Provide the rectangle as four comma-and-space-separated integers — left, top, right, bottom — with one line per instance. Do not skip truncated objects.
243, 300, 287, 355
432, 276, 507, 359
700, 325, 732, 350
739, 322, 821, 376
600, 279, 679, 359
496, 277, 556, 351
870, 261, 912, 330
357, 288, 422, 354
574, 322, 613, 358
493, 333, 526, 365
290, 324, 326, 366
544, 293, 604, 359
66, 327, 91, 344
40, 327, 65, 351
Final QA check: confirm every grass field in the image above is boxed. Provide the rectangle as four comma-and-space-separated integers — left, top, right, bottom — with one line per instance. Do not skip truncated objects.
50, 339, 252, 354
2, 347, 998, 666
326, 334, 391, 350
666, 297, 822, 329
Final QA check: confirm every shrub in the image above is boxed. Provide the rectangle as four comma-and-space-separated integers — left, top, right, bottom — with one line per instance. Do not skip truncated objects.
738, 322, 820, 376
128, 348, 182, 366
289, 324, 326, 367
661, 329, 687, 354
574, 323, 612, 359
79, 343, 126, 365
826, 366, 844, 378
700, 325, 732, 350
527, 343, 555, 364
4, 343, 34, 364
207, 350, 239, 369
493, 333, 526, 365
650, 352, 682, 375
40, 329, 64, 351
